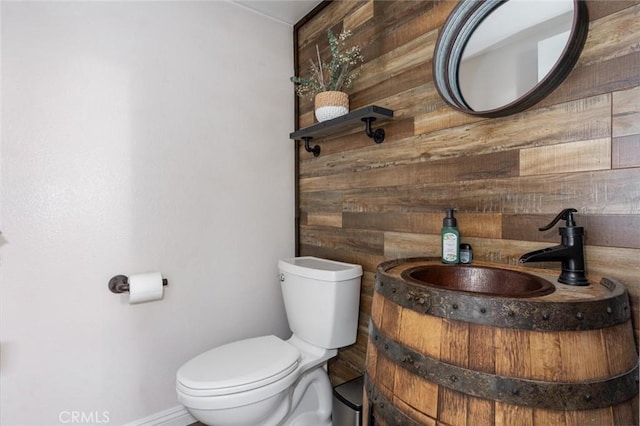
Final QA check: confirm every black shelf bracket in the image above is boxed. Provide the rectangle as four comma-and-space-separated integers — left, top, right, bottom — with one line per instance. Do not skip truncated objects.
290, 105, 393, 157
302, 137, 321, 157
362, 117, 385, 144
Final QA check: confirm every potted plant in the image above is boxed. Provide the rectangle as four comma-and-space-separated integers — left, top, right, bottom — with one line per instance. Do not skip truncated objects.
291, 29, 364, 122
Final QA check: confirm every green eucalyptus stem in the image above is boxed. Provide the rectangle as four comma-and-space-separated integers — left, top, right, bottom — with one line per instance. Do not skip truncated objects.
290, 29, 364, 100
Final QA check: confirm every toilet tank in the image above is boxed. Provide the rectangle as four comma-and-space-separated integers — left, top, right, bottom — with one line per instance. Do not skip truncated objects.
278, 257, 363, 349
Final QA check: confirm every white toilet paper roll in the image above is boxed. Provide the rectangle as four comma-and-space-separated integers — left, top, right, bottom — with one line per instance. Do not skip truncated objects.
128, 272, 164, 304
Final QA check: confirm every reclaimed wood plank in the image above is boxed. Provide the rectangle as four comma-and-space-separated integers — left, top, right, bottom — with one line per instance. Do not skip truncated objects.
340, 168, 640, 214
297, 2, 360, 50
298, 243, 383, 272
539, 52, 640, 109
351, 62, 432, 112
613, 135, 640, 168
519, 138, 611, 176
578, 3, 640, 67
414, 106, 485, 136
299, 190, 342, 213
353, 30, 437, 93
343, 0, 373, 32
299, 225, 383, 255
343, 211, 503, 239
502, 214, 640, 249
302, 94, 612, 181
306, 212, 342, 228
586, 0, 640, 21
327, 357, 362, 385
613, 85, 640, 138
300, 150, 519, 192
373, 0, 454, 41
383, 232, 441, 259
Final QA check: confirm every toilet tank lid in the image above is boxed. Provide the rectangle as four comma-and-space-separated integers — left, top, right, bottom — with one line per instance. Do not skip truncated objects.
279, 257, 363, 281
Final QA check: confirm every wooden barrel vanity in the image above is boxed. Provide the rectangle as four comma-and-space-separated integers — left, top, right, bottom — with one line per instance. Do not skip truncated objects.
364, 257, 639, 426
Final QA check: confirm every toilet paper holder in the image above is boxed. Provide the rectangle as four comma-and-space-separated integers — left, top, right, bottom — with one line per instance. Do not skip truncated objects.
108, 274, 168, 294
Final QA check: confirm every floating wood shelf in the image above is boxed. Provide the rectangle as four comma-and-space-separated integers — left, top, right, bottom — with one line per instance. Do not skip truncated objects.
289, 105, 394, 156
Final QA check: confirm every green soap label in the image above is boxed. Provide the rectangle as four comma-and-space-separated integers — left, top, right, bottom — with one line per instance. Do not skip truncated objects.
442, 232, 458, 261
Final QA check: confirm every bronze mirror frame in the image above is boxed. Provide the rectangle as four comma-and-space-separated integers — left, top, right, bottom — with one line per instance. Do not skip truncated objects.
433, 0, 589, 118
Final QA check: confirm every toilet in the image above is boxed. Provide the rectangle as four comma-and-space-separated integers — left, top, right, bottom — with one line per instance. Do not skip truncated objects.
176, 256, 363, 426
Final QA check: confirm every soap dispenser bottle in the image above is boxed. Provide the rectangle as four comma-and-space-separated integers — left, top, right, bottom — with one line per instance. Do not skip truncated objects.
441, 208, 460, 264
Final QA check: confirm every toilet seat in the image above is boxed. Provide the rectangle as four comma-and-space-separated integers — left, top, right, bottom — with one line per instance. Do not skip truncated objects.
177, 335, 300, 397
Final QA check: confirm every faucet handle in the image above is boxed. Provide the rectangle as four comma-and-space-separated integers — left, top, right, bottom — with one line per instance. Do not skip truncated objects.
539, 208, 578, 231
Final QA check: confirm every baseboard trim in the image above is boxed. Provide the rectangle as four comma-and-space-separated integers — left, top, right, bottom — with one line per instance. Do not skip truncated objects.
124, 405, 196, 426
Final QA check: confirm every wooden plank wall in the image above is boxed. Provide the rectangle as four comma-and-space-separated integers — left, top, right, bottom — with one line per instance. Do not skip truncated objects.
293, 0, 640, 386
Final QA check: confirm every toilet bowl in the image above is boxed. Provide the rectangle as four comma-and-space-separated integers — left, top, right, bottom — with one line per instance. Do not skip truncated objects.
176, 257, 363, 426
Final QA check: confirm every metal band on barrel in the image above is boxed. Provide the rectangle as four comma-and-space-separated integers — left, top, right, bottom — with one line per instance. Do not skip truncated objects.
369, 320, 639, 411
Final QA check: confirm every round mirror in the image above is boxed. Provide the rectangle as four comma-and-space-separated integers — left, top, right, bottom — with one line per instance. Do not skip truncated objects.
433, 0, 589, 118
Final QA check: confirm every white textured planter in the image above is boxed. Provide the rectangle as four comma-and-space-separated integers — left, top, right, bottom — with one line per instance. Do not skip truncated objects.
315, 105, 349, 122
314, 91, 349, 122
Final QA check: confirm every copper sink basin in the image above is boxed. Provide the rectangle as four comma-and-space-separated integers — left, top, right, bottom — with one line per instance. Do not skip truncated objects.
401, 264, 555, 298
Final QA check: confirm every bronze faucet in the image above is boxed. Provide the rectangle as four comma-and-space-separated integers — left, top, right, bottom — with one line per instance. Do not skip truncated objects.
519, 208, 589, 286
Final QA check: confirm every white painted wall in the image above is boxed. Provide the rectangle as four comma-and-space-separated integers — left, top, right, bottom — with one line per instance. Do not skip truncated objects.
0, 2, 295, 424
